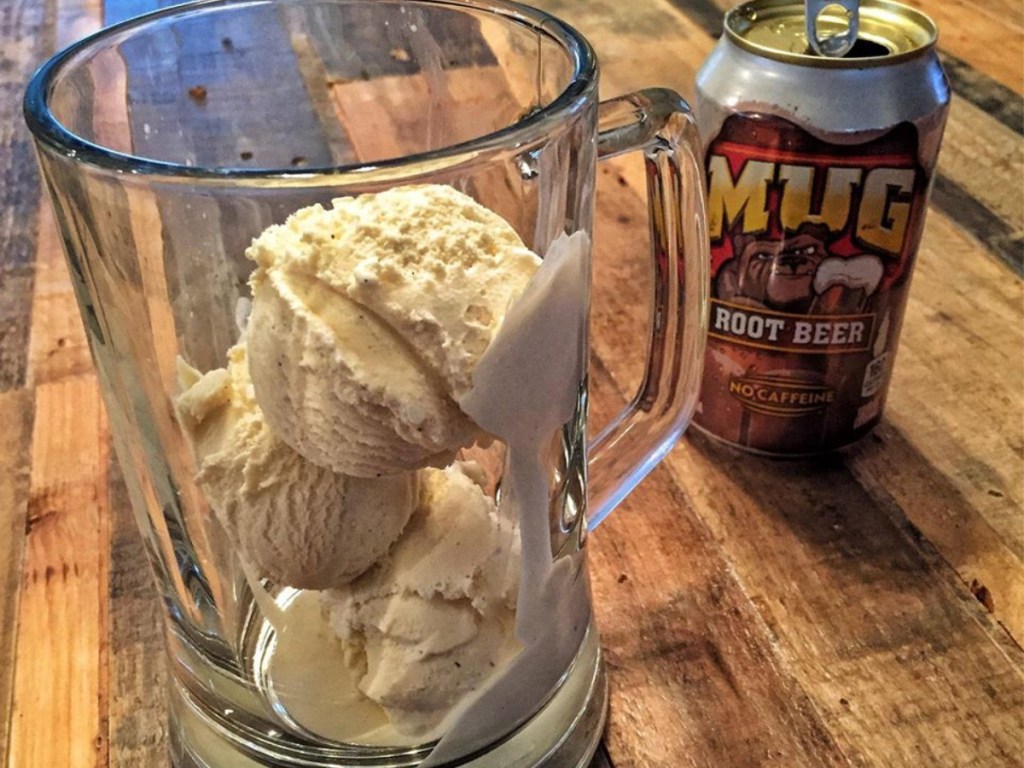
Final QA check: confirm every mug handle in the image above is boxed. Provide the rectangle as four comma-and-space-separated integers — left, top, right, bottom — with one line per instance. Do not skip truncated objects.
586, 88, 710, 528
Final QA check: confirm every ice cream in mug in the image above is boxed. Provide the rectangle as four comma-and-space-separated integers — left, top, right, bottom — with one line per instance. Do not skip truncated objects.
175, 184, 592, 751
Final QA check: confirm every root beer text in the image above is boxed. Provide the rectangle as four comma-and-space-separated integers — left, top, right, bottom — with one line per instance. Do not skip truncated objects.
711, 301, 872, 353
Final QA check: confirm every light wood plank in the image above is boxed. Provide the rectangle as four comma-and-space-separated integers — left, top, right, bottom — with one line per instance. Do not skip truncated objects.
28, 5, 105, 418
939, 96, 1024, 234
898, 0, 1024, 92
328, 67, 525, 164
8, 375, 109, 768
849, 208, 1024, 635
27, 201, 94, 385
537, 0, 712, 103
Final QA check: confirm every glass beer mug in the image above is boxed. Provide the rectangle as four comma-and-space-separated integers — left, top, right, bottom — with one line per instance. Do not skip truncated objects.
25, 0, 709, 765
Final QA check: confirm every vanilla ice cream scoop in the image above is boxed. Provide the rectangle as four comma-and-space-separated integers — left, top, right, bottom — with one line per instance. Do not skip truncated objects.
325, 462, 520, 739
245, 185, 542, 477
174, 343, 418, 589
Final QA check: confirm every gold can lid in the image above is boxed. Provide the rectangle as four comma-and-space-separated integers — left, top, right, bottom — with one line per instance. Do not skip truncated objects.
725, 0, 938, 67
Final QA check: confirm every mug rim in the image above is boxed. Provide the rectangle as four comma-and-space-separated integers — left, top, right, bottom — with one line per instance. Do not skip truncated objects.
23, 0, 597, 182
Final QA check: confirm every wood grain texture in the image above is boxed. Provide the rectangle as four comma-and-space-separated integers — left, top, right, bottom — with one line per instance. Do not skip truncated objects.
8, 375, 110, 768
0, 390, 34, 768
937, 52, 1024, 139
0, 0, 51, 391
27, 201, 94, 385
588, 380, 851, 768
542, 0, 713, 102
938, 63, 1024, 206
585, 160, 1023, 766
667, 433, 1024, 767
106, 458, 168, 768
851, 210, 1024, 636
2, 0, 1022, 767
900, 0, 1024, 93
542, 0, 1024, 639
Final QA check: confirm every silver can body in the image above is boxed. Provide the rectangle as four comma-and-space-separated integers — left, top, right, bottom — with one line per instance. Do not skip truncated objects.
693, 0, 950, 455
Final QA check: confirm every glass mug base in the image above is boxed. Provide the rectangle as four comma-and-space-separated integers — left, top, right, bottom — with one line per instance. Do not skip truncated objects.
169, 619, 607, 768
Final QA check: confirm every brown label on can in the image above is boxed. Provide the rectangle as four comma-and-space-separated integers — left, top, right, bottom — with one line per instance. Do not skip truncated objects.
695, 114, 931, 454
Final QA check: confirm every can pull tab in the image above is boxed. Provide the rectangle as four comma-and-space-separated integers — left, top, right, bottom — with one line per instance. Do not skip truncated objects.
806, 0, 860, 57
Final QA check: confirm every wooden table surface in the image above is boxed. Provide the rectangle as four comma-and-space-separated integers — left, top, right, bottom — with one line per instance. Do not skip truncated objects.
2, 0, 1022, 766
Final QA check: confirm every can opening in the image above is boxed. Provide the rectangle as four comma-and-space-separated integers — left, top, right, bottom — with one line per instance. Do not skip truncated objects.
840, 37, 892, 58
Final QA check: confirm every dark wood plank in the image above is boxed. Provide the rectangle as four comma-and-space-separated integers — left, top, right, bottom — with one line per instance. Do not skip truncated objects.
0, 0, 52, 391
930, 174, 1023, 276
664, 431, 1024, 767
0, 390, 35, 768
107, 457, 168, 768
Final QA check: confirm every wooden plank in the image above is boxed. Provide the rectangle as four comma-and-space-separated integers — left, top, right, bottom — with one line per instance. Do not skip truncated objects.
930, 174, 1023, 278
0, 390, 34, 768
929, 73, 1024, 277
537, 0, 712, 103
124, 187, 236, 645
27, 201, 94, 385
589, 381, 852, 767
9, 2, 110, 767
327, 66, 526, 159
55, 0, 103, 44
0, 0, 52, 392
938, 94, 1023, 234
107, 457, 168, 768
119, 4, 345, 170
901, 0, 1024, 94
7, 375, 109, 768
664, 431, 1024, 767
937, 51, 1023, 140
848, 209, 1024, 636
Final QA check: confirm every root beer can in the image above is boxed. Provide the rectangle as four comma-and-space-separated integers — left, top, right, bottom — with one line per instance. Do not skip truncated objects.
693, 0, 949, 455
